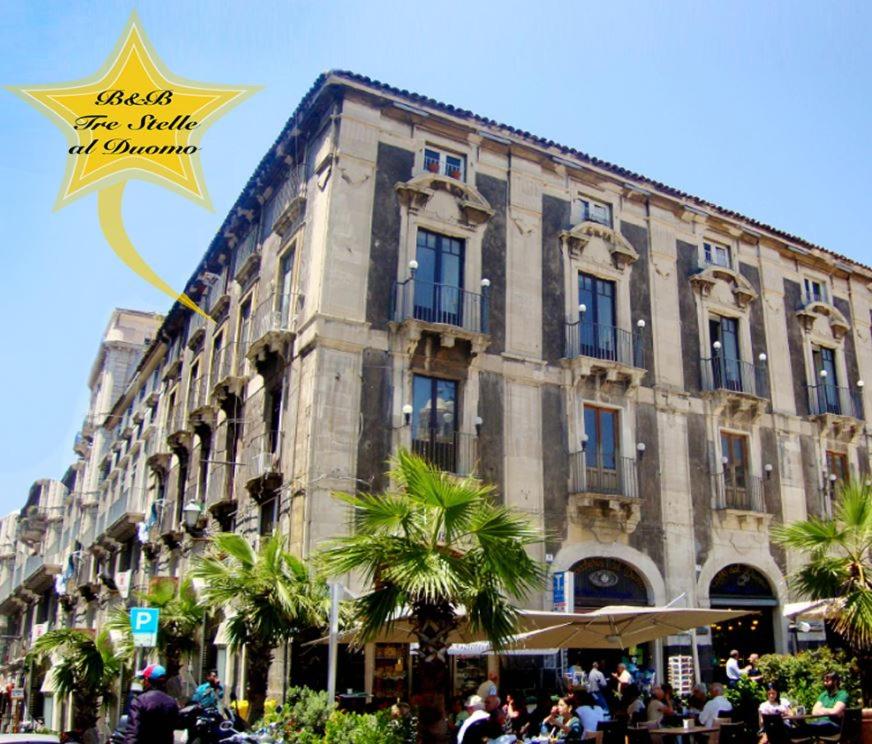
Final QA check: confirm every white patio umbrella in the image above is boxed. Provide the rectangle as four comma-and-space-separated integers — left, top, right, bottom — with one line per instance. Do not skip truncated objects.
497, 605, 754, 650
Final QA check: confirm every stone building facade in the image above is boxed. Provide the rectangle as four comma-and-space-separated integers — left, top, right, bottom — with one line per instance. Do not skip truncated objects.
1, 71, 870, 723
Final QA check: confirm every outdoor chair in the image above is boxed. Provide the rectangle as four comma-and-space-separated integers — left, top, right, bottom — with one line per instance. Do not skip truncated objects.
596, 718, 626, 744
761, 714, 813, 744
815, 708, 862, 744
714, 721, 744, 744
582, 732, 603, 744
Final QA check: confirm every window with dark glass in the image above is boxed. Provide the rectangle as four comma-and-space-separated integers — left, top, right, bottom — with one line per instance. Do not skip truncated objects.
259, 494, 278, 537
423, 147, 465, 179
239, 297, 252, 352
721, 431, 749, 507
584, 405, 619, 491
267, 386, 282, 454
414, 230, 465, 326
812, 345, 840, 414
804, 278, 828, 305
704, 241, 731, 269
578, 272, 617, 360
709, 315, 742, 391
579, 198, 612, 227
412, 375, 458, 472
278, 249, 295, 325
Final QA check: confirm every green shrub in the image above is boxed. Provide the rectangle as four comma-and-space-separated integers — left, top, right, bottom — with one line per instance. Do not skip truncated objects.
257, 686, 334, 742
323, 710, 411, 744
757, 648, 860, 710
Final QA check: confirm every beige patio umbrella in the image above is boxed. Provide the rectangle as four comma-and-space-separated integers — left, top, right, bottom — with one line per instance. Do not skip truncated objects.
497, 605, 754, 650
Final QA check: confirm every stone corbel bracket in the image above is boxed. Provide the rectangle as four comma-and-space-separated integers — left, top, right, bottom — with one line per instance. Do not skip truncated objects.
795, 301, 850, 339
689, 266, 758, 309
395, 173, 494, 227
560, 221, 639, 271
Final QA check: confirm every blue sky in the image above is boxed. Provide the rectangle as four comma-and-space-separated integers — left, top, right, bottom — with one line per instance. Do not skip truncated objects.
0, 0, 870, 514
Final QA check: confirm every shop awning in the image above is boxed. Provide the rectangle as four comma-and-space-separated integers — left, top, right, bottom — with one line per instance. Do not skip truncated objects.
783, 598, 840, 619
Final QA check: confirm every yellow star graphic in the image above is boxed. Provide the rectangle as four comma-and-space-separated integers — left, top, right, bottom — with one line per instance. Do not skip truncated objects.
6, 12, 259, 316
9, 12, 257, 209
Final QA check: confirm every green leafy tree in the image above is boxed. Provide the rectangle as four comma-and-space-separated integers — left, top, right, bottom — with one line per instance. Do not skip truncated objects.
319, 449, 544, 701
190, 533, 328, 722
772, 478, 872, 701
26, 628, 124, 732
104, 576, 205, 682
757, 648, 860, 710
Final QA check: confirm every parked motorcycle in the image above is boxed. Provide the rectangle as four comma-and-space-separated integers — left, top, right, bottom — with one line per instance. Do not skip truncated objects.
178, 703, 260, 744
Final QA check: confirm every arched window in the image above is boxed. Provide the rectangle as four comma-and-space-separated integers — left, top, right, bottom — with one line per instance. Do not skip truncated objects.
571, 557, 648, 609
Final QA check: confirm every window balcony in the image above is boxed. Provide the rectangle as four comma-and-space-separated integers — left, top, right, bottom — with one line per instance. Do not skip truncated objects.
700, 356, 767, 422
246, 294, 303, 365
187, 311, 207, 349
391, 279, 490, 353
262, 164, 307, 239
563, 321, 645, 386
244, 432, 283, 500
411, 430, 478, 476
206, 461, 237, 516
807, 383, 862, 419
187, 375, 215, 422
104, 489, 145, 541
567, 452, 640, 538
711, 471, 764, 512
212, 342, 248, 399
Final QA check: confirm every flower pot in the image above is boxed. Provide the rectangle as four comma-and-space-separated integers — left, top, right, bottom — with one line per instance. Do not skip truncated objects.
426, 161, 439, 173
448, 168, 461, 179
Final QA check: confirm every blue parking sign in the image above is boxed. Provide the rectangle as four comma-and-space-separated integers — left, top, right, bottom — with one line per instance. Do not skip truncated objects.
130, 607, 159, 647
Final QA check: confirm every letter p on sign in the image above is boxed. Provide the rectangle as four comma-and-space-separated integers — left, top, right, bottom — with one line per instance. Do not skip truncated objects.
130, 607, 159, 647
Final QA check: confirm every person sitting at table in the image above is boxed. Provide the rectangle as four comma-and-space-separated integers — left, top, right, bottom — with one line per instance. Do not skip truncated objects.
575, 691, 607, 738
759, 684, 792, 721
620, 684, 645, 724
699, 683, 733, 728
686, 682, 708, 716
647, 685, 675, 726
541, 696, 582, 741
504, 691, 530, 737
804, 671, 849, 738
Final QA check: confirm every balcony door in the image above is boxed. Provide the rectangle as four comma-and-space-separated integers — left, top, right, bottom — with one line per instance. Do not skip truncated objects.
710, 315, 741, 391
584, 405, 619, 492
812, 346, 840, 414
414, 229, 464, 326
412, 375, 458, 472
578, 272, 616, 360
277, 249, 296, 327
721, 431, 748, 508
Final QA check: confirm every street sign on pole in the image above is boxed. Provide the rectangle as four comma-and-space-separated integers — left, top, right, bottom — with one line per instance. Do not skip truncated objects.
129, 607, 159, 648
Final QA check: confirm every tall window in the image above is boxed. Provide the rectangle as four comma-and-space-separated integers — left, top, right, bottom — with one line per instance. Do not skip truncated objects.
259, 493, 278, 537
239, 297, 252, 353
412, 375, 458, 472
704, 240, 732, 269
267, 386, 282, 455
709, 315, 742, 391
414, 230, 465, 326
277, 249, 295, 326
584, 405, 618, 491
721, 431, 749, 507
804, 278, 828, 305
578, 272, 617, 360
211, 331, 223, 380
812, 345, 840, 414
826, 450, 849, 484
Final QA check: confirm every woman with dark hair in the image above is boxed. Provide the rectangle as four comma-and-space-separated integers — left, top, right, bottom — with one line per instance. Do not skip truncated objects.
504, 690, 530, 737
620, 684, 645, 724
759, 684, 791, 719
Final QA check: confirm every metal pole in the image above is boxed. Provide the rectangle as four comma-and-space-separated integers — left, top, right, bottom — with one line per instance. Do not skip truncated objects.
327, 581, 341, 704
690, 629, 701, 685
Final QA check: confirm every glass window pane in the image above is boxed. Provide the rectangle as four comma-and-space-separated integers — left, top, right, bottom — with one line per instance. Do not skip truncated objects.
412, 375, 432, 438
435, 379, 457, 440
584, 407, 597, 458
601, 410, 616, 469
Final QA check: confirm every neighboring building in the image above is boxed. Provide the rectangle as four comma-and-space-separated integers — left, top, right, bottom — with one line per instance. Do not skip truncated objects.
1, 71, 870, 721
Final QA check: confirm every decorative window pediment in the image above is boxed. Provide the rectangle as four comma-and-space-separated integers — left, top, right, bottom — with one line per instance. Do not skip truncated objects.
795, 300, 850, 339
394, 173, 494, 226
560, 221, 638, 271
690, 265, 757, 309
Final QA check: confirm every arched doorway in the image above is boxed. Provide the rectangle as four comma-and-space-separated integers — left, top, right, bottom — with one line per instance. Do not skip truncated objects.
708, 564, 776, 679
562, 558, 651, 685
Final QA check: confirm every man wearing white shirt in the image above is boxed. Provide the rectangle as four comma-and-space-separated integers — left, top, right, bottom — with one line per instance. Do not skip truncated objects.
699, 683, 733, 728
456, 695, 489, 743
725, 650, 744, 688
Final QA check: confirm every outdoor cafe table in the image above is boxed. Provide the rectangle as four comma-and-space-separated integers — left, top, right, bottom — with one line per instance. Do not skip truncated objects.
649, 725, 718, 737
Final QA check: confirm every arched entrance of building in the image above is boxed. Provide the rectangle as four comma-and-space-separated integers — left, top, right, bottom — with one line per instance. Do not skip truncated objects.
708, 564, 776, 679
561, 558, 652, 687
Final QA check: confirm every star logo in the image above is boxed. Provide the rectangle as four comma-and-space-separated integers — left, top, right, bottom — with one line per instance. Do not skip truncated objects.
6, 12, 259, 314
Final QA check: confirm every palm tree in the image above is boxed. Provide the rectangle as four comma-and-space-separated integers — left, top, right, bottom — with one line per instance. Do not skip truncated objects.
27, 628, 124, 733
190, 532, 328, 722
772, 478, 872, 702
319, 449, 544, 701
105, 576, 205, 682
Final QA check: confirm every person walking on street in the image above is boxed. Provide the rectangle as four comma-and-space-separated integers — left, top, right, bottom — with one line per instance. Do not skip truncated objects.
587, 661, 608, 710
124, 664, 179, 744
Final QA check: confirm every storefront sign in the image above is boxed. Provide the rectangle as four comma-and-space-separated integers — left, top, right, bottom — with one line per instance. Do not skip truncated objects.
552, 571, 574, 612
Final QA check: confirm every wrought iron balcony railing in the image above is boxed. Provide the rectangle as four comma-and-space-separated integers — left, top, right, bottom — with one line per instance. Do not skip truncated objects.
711, 471, 764, 512
411, 430, 477, 476
392, 280, 488, 335
564, 322, 643, 368
188, 376, 213, 412
807, 383, 863, 419
701, 356, 766, 397
569, 452, 639, 498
